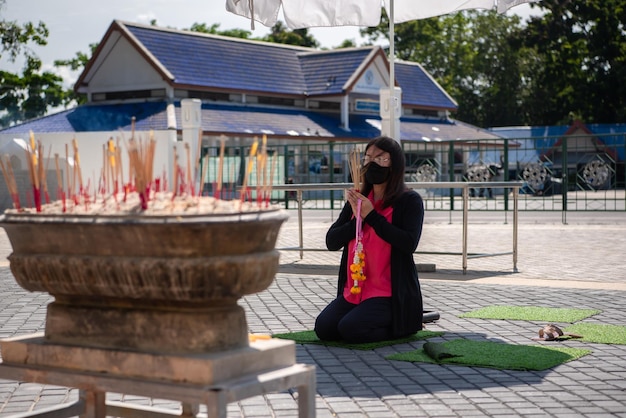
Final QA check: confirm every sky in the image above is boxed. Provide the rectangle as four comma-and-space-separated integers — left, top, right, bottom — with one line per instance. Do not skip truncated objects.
1, 0, 537, 88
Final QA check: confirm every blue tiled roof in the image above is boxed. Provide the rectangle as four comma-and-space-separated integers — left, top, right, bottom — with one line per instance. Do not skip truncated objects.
125, 24, 308, 94
120, 22, 455, 109
1, 101, 497, 141
0, 102, 169, 134
298, 48, 374, 95
395, 62, 456, 109
201, 103, 344, 137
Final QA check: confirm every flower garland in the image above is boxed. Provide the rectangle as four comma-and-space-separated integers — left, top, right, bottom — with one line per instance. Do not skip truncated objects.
350, 199, 366, 294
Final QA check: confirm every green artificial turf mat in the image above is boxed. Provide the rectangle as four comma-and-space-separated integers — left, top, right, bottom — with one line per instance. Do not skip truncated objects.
387, 339, 591, 371
563, 323, 626, 345
272, 329, 444, 350
459, 306, 600, 322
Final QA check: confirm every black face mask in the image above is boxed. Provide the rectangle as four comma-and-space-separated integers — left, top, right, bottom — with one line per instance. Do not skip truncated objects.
365, 162, 390, 184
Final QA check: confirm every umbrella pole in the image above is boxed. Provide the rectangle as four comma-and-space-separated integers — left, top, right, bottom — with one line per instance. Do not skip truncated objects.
389, 0, 397, 142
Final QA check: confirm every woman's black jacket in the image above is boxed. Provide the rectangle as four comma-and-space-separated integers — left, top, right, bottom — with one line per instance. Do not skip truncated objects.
325, 190, 425, 338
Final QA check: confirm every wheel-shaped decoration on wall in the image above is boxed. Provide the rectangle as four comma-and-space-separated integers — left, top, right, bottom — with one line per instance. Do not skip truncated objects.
466, 165, 490, 182
522, 163, 548, 189
414, 164, 437, 182
582, 160, 610, 188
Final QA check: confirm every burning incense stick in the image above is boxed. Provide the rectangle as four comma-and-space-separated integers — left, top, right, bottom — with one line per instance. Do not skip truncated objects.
127, 138, 149, 209
0, 155, 20, 210
240, 138, 258, 202
65, 144, 72, 204
107, 138, 116, 195
116, 138, 123, 193
25, 132, 41, 212
349, 148, 362, 190
72, 138, 84, 195
172, 145, 180, 198
200, 154, 209, 197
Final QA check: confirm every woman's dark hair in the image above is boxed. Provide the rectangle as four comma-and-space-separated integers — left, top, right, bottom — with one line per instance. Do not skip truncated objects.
360, 136, 406, 208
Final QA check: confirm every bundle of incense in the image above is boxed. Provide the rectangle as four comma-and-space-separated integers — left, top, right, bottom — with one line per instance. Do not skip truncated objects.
127, 136, 154, 210
256, 135, 267, 206
240, 138, 258, 202
65, 144, 72, 203
72, 138, 84, 203
107, 138, 117, 195
25, 133, 41, 212
349, 148, 362, 190
0, 155, 21, 210
116, 138, 123, 194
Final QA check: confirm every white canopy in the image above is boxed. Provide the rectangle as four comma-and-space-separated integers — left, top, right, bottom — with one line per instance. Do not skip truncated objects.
226, 0, 540, 141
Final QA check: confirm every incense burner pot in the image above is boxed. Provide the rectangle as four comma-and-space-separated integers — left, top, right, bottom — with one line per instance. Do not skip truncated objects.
0, 209, 287, 354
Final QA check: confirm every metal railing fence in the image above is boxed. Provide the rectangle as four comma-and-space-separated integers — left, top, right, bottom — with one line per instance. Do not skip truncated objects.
200, 133, 625, 213
271, 181, 524, 274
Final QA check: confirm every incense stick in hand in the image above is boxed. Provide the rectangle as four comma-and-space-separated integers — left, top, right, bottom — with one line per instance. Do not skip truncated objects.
348, 148, 362, 191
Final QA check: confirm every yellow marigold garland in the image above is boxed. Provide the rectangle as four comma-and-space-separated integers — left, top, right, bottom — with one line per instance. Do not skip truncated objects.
350, 243, 366, 294
350, 199, 366, 295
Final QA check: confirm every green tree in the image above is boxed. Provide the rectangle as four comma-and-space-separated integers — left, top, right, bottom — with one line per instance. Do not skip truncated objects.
187, 22, 253, 39
0, 55, 67, 126
0, 0, 47, 62
523, 0, 626, 124
262, 22, 319, 48
0, 0, 70, 127
53, 43, 98, 106
361, 10, 532, 127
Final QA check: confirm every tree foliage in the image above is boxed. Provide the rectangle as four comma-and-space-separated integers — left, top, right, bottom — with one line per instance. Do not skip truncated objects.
3, 1, 625, 129
361, 1, 626, 126
522, 0, 626, 124
262, 22, 319, 48
0, 0, 70, 128
0, 55, 67, 126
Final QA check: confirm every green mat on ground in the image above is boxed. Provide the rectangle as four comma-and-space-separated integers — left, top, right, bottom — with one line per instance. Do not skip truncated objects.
272, 330, 444, 350
387, 339, 591, 371
563, 323, 626, 345
459, 306, 600, 322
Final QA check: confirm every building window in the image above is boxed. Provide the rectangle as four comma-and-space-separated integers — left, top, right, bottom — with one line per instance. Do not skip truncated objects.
92, 89, 166, 102
317, 101, 340, 110
188, 90, 230, 101
410, 108, 439, 118
257, 96, 296, 106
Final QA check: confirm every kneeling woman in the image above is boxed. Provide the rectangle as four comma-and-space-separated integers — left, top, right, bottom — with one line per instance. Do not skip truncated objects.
314, 136, 425, 343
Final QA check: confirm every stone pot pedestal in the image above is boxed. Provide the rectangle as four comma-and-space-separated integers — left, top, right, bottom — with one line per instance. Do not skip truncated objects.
0, 209, 288, 354
0, 209, 316, 417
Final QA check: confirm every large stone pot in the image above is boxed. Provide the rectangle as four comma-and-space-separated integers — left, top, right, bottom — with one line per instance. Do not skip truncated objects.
0, 209, 287, 354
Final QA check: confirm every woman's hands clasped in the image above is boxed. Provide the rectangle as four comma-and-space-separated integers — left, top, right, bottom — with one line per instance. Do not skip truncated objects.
345, 189, 374, 219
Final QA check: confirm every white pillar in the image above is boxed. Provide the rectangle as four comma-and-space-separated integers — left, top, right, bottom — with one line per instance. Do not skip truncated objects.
341, 95, 350, 131
181, 99, 202, 190
380, 87, 401, 142
166, 101, 178, 188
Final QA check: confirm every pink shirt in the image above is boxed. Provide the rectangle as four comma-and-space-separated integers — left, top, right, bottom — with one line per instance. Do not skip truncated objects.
343, 193, 394, 303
